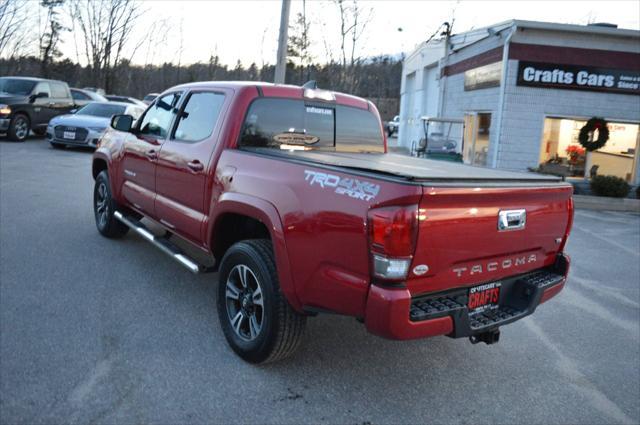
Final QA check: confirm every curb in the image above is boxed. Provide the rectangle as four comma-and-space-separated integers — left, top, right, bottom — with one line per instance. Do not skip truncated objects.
573, 194, 640, 213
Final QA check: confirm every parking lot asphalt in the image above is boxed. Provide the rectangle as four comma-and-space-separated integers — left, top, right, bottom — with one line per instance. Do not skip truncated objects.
1, 137, 639, 425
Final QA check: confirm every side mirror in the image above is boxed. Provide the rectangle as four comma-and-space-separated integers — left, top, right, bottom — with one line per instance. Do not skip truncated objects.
111, 114, 134, 132
29, 92, 49, 103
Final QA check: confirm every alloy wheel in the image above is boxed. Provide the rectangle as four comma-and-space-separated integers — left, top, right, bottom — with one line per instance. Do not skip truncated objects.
225, 264, 264, 341
14, 117, 28, 140
95, 182, 109, 228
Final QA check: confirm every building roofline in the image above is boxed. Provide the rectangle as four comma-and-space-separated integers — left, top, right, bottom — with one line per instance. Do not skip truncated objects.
511, 19, 639, 38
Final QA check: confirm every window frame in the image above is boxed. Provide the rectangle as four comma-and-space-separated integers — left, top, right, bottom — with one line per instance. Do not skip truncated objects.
169, 90, 227, 144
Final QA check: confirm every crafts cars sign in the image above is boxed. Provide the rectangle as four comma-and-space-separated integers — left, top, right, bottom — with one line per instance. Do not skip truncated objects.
516, 61, 640, 95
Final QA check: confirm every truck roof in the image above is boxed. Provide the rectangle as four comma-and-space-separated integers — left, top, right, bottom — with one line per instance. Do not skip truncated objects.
169, 81, 371, 110
0, 76, 67, 84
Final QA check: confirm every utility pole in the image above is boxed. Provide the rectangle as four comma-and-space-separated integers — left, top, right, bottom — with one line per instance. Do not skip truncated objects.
274, 0, 291, 84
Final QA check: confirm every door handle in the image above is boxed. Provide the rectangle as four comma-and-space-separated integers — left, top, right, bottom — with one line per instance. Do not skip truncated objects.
146, 149, 158, 160
187, 160, 204, 172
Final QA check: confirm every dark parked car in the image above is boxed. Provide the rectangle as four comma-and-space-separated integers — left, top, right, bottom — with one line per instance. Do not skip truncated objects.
70, 88, 108, 108
0, 76, 74, 141
104, 95, 146, 107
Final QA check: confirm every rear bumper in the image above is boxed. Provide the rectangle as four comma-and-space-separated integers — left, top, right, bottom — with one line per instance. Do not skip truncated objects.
364, 254, 570, 340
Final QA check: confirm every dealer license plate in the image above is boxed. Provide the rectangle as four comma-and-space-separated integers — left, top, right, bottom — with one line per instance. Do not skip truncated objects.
468, 281, 501, 314
63, 131, 75, 140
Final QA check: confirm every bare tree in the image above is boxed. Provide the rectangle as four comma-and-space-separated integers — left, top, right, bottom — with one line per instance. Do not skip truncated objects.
69, 0, 145, 92
334, 0, 373, 92
39, 0, 67, 77
0, 0, 33, 60
142, 17, 170, 67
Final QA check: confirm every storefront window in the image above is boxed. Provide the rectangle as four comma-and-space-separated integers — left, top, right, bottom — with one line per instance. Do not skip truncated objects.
538, 118, 639, 182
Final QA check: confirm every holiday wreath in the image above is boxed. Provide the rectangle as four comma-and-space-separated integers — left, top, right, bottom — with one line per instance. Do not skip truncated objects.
578, 117, 609, 151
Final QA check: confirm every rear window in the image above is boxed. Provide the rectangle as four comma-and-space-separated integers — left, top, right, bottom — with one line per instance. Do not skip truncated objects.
239, 98, 384, 153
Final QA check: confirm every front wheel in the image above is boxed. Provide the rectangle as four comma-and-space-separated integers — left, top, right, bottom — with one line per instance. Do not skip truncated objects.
93, 170, 129, 238
8, 114, 30, 141
217, 240, 306, 363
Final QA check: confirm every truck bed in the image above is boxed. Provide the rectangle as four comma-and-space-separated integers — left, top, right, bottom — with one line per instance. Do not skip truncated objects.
243, 148, 564, 186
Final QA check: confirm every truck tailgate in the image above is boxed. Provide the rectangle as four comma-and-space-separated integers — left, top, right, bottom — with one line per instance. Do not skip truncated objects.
409, 185, 573, 295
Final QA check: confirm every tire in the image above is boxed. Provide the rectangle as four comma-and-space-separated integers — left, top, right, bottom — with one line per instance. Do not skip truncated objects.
50, 142, 66, 149
93, 170, 129, 238
217, 239, 306, 363
8, 114, 30, 142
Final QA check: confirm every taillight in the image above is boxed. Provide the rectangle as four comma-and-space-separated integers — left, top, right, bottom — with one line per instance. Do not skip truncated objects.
368, 205, 418, 280
559, 197, 574, 252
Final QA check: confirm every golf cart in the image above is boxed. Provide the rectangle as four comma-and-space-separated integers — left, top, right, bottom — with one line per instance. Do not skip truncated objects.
411, 116, 465, 163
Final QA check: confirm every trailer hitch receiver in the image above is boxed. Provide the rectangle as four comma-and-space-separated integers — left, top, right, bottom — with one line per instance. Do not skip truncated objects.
469, 329, 500, 345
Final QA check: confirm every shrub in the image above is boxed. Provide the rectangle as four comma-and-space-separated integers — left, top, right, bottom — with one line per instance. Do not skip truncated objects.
590, 175, 631, 198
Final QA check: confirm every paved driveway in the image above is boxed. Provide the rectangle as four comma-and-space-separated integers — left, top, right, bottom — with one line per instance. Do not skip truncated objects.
1, 138, 639, 424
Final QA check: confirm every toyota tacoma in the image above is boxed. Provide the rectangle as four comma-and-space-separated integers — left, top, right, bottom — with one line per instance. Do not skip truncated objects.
91, 81, 573, 363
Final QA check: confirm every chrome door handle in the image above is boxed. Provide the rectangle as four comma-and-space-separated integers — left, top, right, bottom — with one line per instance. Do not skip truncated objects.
187, 160, 204, 172
146, 149, 158, 160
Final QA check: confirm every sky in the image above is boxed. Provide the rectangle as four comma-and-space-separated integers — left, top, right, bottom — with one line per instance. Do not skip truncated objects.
60, 0, 640, 67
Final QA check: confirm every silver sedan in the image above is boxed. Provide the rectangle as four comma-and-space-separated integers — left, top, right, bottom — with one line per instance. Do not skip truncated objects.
46, 102, 145, 149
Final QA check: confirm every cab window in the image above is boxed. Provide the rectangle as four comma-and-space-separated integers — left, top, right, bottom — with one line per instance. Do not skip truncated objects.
138, 92, 181, 138
173, 92, 225, 143
33, 82, 51, 97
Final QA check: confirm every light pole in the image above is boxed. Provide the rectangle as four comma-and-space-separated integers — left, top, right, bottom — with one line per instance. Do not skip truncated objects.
274, 0, 291, 84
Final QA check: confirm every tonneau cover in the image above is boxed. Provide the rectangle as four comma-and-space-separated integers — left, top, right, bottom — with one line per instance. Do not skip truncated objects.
248, 149, 563, 185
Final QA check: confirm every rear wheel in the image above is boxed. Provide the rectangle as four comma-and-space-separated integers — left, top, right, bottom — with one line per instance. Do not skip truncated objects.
217, 240, 306, 363
93, 170, 129, 238
8, 114, 30, 141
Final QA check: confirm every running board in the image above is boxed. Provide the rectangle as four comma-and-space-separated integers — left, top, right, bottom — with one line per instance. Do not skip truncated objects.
114, 211, 214, 274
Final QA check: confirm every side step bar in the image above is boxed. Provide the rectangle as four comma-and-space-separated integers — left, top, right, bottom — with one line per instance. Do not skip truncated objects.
114, 211, 214, 274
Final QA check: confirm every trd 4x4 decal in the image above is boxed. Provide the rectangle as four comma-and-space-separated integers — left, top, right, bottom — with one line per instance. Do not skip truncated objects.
304, 170, 380, 201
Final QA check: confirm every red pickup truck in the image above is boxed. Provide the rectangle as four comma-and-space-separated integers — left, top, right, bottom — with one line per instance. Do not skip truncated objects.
92, 81, 573, 363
